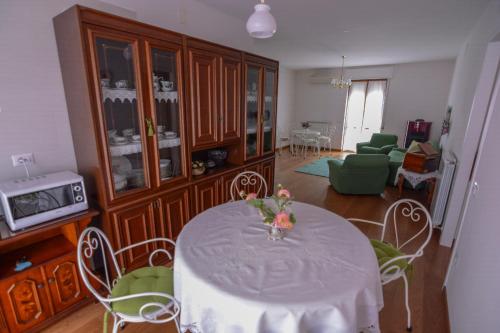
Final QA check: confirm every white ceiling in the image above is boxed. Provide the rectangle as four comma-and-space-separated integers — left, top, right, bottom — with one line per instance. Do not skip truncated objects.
104, 0, 489, 69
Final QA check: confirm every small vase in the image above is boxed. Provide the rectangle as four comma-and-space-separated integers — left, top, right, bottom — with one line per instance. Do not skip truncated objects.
268, 225, 286, 241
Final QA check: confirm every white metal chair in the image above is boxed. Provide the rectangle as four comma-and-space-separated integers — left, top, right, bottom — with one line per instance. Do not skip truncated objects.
77, 227, 180, 333
277, 129, 290, 156
300, 132, 321, 158
230, 171, 268, 201
319, 125, 336, 152
347, 199, 433, 332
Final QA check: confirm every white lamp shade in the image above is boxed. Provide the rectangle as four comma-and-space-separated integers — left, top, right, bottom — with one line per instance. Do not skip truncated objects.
246, 4, 277, 39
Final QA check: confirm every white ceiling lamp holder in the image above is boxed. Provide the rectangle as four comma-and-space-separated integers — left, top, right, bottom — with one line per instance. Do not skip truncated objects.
331, 56, 352, 89
246, 0, 277, 39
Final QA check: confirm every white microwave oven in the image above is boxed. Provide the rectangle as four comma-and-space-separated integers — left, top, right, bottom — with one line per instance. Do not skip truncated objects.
0, 171, 88, 231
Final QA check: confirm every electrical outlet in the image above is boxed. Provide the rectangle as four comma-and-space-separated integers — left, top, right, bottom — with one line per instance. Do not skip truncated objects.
11, 153, 35, 167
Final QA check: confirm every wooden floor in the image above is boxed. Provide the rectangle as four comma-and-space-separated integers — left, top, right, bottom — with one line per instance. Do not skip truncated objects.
44, 151, 452, 333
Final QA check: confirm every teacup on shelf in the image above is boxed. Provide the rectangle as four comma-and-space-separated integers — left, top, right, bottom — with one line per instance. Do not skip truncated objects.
131, 134, 141, 142
157, 125, 165, 133
101, 78, 110, 87
107, 129, 117, 138
160, 81, 174, 91
115, 80, 128, 89
122, 128, 134, 137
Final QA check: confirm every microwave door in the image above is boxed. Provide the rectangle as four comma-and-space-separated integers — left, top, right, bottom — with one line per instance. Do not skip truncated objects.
9, 184, 75, 220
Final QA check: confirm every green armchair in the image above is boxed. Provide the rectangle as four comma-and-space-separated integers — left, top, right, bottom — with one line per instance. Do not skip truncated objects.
356, 133, 398, 155
328, 154, 390, 195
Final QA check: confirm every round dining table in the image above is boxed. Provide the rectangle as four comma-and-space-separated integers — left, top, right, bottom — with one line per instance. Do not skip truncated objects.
174, 200, 383, 333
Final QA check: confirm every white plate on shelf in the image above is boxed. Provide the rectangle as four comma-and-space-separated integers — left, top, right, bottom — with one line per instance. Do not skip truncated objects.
110, 141, 129, 146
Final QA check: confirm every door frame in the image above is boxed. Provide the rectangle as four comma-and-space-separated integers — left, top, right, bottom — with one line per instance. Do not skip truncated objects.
341, 79, 388, 151
440, 39, 500, 247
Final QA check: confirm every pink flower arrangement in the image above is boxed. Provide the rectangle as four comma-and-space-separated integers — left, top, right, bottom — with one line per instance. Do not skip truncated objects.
277, 188, 291, 198
244, 184, 296, 230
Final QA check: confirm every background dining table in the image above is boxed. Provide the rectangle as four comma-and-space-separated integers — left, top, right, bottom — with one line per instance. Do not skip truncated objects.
174, 200, 384, 333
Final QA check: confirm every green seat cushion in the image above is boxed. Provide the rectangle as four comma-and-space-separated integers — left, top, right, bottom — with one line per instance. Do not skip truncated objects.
110, 266, 173, 315
370, 239, 412, 275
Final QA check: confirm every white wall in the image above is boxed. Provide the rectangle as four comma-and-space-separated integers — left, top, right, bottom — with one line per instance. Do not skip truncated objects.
293, 59, 455, 149
294, 70, 347, 148
0, 0, 135, 183
440, 0, 500, 246
383, 60, 455, 145
0, 0, 292, 184
276, 67, 295, 147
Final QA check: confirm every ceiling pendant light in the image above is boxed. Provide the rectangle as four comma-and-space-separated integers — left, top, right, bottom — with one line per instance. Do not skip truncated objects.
331, 56, 352, 89
246, 0, 277, 39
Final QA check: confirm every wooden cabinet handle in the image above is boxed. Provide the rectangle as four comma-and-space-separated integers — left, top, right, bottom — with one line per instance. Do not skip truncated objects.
37, 283, 44, 289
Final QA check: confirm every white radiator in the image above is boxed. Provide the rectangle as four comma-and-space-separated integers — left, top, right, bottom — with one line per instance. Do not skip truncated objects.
431, 152, 457, 227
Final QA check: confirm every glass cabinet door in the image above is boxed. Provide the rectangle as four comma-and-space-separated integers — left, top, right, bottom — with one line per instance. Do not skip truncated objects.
262, 69, 276, 154
92, 34, 149, 196
148, 46, 184, 183
245, 66, 261, 159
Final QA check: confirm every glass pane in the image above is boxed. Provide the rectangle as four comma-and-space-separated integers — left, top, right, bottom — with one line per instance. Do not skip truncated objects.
95, 37, 147, 194
263, 70, 275, 153
246, 66, 260, 159
150, 48, 182, 181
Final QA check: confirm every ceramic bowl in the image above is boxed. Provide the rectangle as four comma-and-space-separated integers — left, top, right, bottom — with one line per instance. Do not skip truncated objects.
112, 136, 127, 144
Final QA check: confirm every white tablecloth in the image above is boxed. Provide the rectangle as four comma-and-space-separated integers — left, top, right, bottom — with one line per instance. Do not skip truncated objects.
395, 166, 439, 187
292, 129, 321, 136
174, 201, 383, 333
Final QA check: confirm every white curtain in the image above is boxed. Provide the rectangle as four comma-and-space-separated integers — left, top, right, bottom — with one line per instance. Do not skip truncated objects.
342, 80, 387, 151
342, 82, 367, 151
360, 80, 387, 143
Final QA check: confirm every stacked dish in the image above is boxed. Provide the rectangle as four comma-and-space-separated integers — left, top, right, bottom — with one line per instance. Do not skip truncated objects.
160, 159, 172, 179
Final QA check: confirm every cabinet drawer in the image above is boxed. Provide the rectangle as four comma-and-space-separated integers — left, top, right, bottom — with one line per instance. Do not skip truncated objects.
157, 187, 190, 241
110, 201, 157, 270
0, 268, 52, 332
44, 253, 86, 313
192, 177, 221, 216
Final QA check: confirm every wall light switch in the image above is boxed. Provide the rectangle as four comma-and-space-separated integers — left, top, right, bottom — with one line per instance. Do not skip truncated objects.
11, 153, 35, 167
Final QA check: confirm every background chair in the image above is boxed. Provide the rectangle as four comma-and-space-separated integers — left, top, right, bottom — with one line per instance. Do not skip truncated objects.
347, 199, 432, 331
300, 132, 321, 158
357, 133, 398, 154
277, 128, 290, 156
230, 171, 269, 200
327, 154, 389, 194
318, 125, 336, 152
77, 227, 180, 333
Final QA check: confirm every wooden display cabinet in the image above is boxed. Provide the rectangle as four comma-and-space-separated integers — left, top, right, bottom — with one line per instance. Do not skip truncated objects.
54, 6, 277, 271
186, 39, 242, 150
243, 54, 278, 161
0, 210, 98, 332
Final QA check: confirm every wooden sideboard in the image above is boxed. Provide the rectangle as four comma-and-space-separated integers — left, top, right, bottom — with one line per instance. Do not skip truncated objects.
54, 6, 278, 272
0, 210, 98, 332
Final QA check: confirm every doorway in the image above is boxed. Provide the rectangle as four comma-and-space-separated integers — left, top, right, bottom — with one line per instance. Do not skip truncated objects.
342, 80, 387, 151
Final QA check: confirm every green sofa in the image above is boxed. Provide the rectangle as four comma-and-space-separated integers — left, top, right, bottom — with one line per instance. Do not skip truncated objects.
328, 154, 390, 195
356, 133, 399, 155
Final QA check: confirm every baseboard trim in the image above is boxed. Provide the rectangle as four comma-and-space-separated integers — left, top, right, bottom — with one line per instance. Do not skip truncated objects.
443, 287, 451, 333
